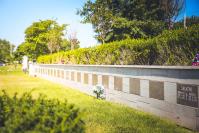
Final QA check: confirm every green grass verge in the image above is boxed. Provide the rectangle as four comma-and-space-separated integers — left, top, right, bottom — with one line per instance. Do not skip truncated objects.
0, 65, 194, 133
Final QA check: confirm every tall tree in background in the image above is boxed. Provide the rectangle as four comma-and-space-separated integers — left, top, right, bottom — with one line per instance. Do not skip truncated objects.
106, 17, 165, 42
68, 32, 80, 50
47, 24, 66, 54
161, 0, 185, 29
77, 0, 113, 44
117, 0, 166, 21
78, 0, 167, 43
0, 39, 15, 63
14, 42, 36, 61
15, 20, 67, 60
174, 16, 199, 29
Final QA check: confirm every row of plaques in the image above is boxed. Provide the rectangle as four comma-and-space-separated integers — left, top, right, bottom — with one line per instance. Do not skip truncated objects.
37, 68, 199, 108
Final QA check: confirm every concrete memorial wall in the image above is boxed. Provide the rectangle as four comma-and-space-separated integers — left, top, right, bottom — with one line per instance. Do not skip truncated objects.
29, 64, 199, 131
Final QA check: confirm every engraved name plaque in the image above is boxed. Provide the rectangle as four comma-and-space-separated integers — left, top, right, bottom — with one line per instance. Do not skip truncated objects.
177, 84, 198, 107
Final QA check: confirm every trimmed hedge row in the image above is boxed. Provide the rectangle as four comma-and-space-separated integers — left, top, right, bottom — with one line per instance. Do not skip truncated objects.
37, 25, 199, 65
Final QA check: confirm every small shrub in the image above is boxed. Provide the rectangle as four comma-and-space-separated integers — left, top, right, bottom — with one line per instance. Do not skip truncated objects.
0, 90, 85, 133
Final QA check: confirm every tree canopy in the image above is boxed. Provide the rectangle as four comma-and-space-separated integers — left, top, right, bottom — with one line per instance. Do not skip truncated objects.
78, 0, 184, 43
0, 39, 15, 63
15, 19, 80, 61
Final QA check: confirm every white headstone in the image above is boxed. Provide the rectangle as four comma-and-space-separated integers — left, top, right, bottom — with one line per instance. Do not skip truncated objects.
22, 56, 28, 71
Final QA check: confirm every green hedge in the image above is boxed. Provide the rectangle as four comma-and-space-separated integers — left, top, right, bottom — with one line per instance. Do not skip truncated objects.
37, 24, 199, 65
0, 91, 85, 133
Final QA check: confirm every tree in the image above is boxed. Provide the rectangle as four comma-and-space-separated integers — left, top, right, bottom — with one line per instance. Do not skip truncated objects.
105, 17, 166, 42
0, 39, 15, 63
160, 0, 185, 29
16, 19, 67, 59
68, 32, 80, 50
14, 42, 48, 61
77, 0, 113, 44
118, 0, 166, 21
47, 26, 65, 54
78, 0, 167, 43
174, 16, 199, 29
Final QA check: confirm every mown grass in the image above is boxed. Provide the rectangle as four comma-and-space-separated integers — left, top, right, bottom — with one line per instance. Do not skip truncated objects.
0, 65, 194, 133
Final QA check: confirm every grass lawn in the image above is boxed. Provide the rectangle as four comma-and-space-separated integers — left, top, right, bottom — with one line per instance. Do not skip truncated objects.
0, 65, 194, 133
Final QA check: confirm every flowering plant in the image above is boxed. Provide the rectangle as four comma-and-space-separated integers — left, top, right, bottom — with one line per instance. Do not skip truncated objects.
192, 52, 199, 66
93, 85, 105, 99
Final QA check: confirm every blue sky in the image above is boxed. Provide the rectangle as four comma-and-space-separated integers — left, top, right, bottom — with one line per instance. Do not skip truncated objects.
0, 0, 199, 48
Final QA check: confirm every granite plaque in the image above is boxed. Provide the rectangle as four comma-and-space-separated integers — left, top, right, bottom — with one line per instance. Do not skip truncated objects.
114, 76, 123, 91
71, 72, 75, 81
54, 69, 56, 77
130, 78, 140, 95
149, 81, 164, 100
92, 74, 98, 85
61, 70, 64, 78
102, 75, 109, 89
56, 70, 58, 77
48, 69, 50, 75
57, 70, 60, 77
50, 70, 52, 76
65, 71, 69, 80
177, 84, 198, 107
51, 69, 53, 76
84, 73, 88, 84
77, 72, 81, 82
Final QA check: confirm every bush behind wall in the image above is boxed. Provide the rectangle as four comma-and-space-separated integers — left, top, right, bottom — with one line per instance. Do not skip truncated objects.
37, 24, 199, 65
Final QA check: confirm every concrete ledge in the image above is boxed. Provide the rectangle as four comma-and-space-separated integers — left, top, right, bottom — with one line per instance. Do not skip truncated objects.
36, 64, 199, 79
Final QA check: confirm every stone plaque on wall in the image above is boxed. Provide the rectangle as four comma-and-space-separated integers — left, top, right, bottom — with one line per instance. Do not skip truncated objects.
65, 71, 69, 80
48, 69, 50, 75
114, 76, 123, 91
50, 69, 53, 76
77, 72, 81, 82
61, 70, 64, 78
102, 75, 109, 89
71, 72, 74, 81
57, 70, 59, 78
84, 73, 88, 84
149, 81, 164, 100
54, 69, 56, 76
130, 78, 140, 95
177, 84, 198, 108
92, 74, 98, 85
